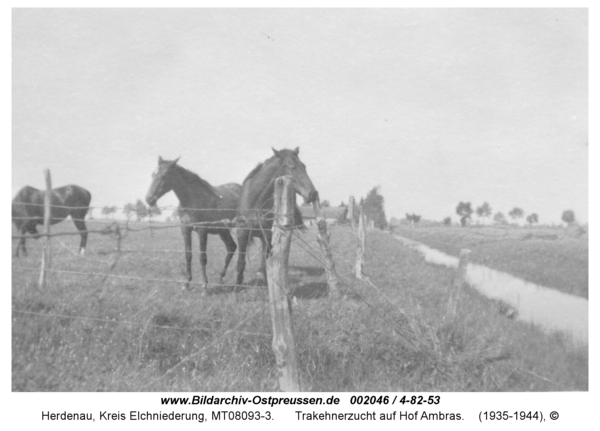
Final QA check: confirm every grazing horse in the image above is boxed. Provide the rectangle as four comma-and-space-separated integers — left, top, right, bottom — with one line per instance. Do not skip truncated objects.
145, 156, 241, 292
236, 147, 319, 286
12, 185, 92, 257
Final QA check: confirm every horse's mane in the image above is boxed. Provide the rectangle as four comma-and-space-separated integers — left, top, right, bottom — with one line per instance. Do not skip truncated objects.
173, 164, 221, 198
243, 163, 264, 183
242, 155, 281, 183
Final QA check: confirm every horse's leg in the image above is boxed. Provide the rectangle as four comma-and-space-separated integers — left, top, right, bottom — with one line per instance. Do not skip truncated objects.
198, 228, 209, 293
20, 223, 40, 256
218, 229, 237, 285
182, 225, 193, 290
71, 213, 88, 255
15, 225, 27, 257
236, 228, 250, 288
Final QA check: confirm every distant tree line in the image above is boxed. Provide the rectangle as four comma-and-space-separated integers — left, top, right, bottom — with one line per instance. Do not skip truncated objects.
440, 201, 577, 228
122, 200, 161, 222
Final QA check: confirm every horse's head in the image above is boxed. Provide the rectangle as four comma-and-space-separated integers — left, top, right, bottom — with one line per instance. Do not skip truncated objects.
272, 147, 319, 204
145, 156, 180, 206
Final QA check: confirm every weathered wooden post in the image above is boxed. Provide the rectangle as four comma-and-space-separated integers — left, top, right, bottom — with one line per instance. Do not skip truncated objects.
453, 249, 471, 290
447, 248, 471, 322
38, 169, 52, 289
347, 196, 356, 232
266, 175, 300, 391
312, 200, 340, 298
355, 206, 367, 280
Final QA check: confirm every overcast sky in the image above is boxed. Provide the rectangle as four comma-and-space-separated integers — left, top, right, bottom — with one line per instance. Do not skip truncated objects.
12, 8, 588, 224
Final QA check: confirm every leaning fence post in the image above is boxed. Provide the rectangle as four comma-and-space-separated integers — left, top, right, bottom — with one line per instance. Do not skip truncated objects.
38, 169, 52, 289
266, 175, 300, 391
447, 248, 471, 322
355, 206, 367, 279
312, 200, 340, 298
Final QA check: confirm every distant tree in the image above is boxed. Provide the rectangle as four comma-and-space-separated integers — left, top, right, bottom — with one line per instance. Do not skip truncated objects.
526, 213, 539, 225
134, 199, 149, 222
148, 205, 162, 221
101, 205, 117, 219
339, 201, 347, 207
493, 211, 507, 225
123, 203, 135, 221
172, 208, 180, 221
321, 200, 330, 207
408, 213, 421, 224
362, 186, 387, 229
508, 207, 525, 222
443, 217, 452, 226
405, 213, 421, 225
561, 209, 576, 226
476, 202, 492, 223
456, 202, 473, 227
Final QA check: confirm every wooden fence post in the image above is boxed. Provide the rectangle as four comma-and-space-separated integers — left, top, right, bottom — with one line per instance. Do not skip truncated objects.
266, 175, 300, 391
347, 196, 356, 232
38, 169, 52, 289
312, 200, 340, 298
453, 249, 471, 290
355, 206, 367, 279
447, 248, 471, 322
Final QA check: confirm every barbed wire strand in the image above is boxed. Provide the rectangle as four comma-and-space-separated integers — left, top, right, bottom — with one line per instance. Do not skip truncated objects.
11, 216, 292, 240
11, 265, 268, 291
12, 308, 270, 338
11, 202, 343, 214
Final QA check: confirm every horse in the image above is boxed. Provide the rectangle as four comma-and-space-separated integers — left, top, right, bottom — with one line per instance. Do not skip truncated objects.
12, 185, 92, 257
236, 147, 319, 286
145, 156, 241, 292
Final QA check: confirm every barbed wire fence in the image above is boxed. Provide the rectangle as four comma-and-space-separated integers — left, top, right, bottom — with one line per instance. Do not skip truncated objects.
12, 172, 467, 390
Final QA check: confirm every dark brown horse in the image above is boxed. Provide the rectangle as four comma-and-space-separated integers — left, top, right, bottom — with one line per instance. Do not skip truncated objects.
145, 157, 240, 292
12, 185, 92, 257
236, 147, 318, 286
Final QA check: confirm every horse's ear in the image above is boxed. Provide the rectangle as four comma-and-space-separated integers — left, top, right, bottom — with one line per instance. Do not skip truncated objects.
272, 148, 282, 158
293, 147, 299, 155
158, 156, 164, 164
173, 157, 180, 165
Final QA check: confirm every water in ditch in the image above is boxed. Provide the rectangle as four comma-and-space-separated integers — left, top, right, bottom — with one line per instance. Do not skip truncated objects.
394, 235, 588, 344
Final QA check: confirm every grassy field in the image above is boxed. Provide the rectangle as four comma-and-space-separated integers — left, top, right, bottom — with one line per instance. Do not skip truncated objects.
12, 220, 587, 391
394, 225, 588, 298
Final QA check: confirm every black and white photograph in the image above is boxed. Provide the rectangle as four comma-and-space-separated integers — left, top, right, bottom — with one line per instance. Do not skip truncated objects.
8, 4, 594, 427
